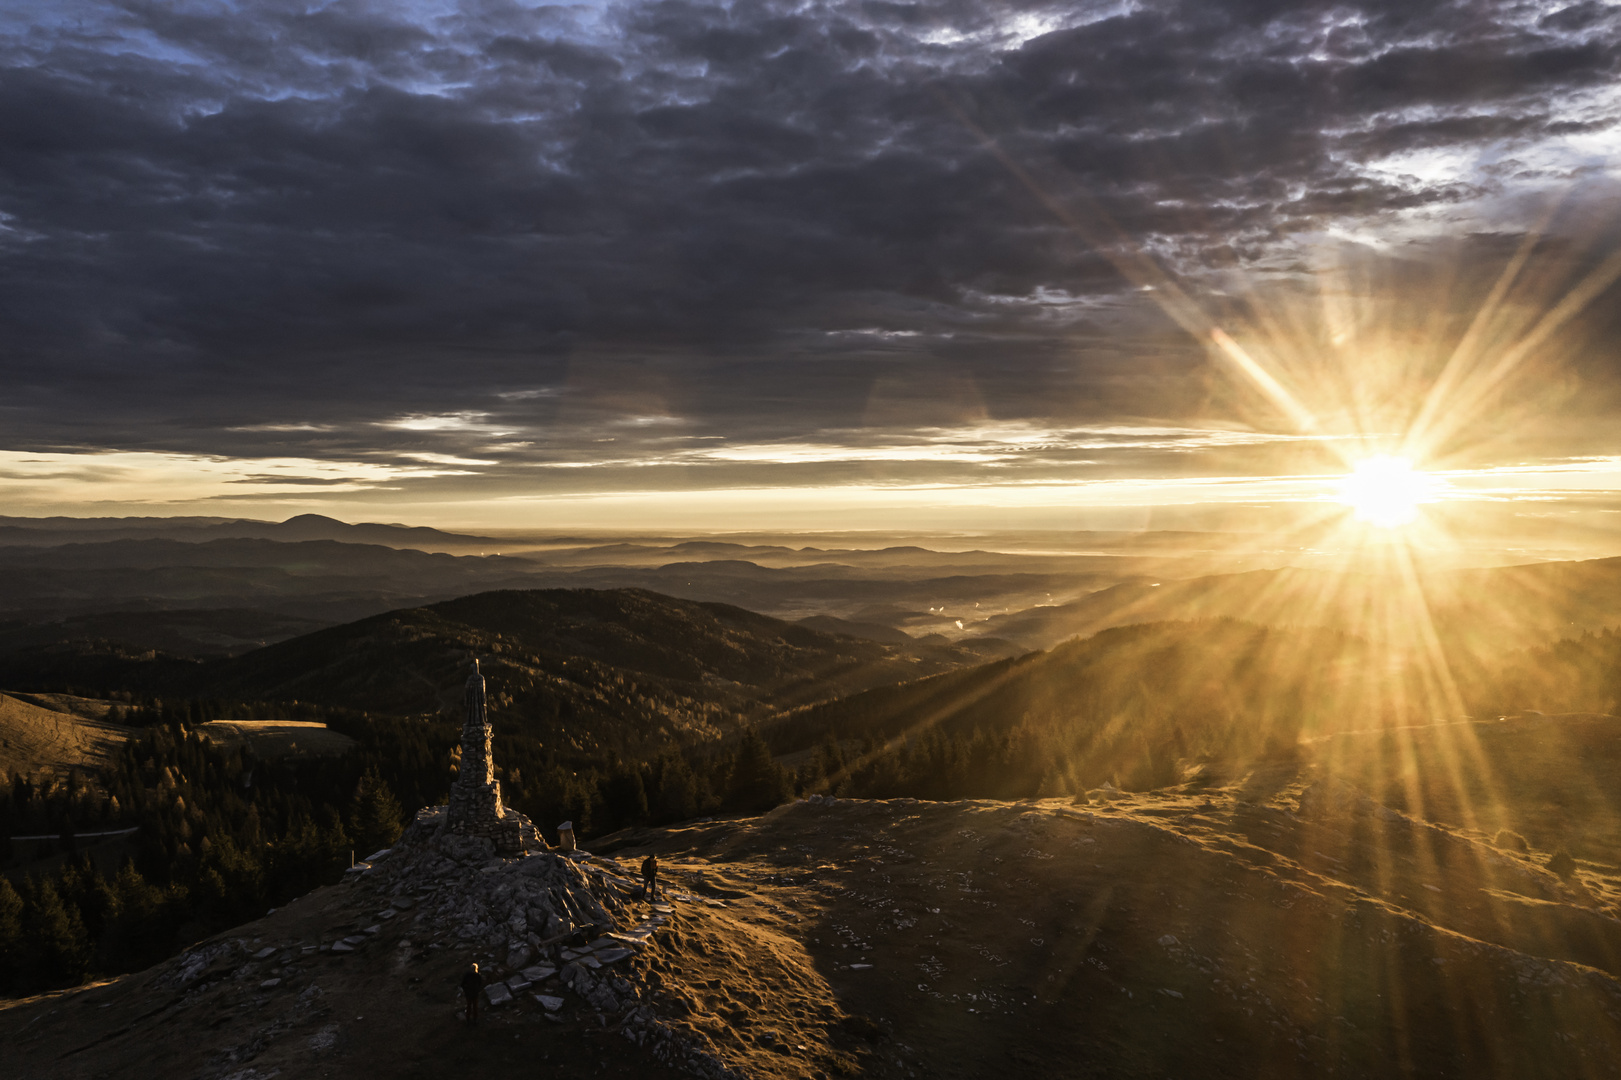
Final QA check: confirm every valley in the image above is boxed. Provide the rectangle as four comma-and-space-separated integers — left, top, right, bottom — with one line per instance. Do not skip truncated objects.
1, 515, 1620, 1079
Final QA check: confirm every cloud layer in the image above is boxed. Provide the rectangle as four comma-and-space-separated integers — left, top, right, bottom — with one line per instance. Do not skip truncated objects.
2, 0, 1619, 515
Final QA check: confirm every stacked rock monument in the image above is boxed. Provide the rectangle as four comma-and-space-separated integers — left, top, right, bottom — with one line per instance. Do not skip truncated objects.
445, 658, 540, 855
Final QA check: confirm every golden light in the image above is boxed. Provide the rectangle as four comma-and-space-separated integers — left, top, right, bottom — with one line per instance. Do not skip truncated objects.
1334, 455, 1438, 528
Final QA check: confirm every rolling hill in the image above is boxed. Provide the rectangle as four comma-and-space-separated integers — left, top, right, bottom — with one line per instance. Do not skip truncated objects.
159, 588, 998, 759
767, 618, 1373, 795
976, 556, 1621, 653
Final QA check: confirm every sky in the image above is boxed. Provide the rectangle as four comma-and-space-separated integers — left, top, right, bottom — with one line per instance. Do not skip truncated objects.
2, 0, 1621, 535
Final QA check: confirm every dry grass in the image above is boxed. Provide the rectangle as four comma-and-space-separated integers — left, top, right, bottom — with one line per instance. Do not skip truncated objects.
0, 692, 130, 779
7, 784, 1620, 1080
196, 720, 357, 760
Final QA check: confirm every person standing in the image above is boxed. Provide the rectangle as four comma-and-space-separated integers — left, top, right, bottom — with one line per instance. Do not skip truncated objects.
641, 853, 659, 900
461, 962, 484, 1026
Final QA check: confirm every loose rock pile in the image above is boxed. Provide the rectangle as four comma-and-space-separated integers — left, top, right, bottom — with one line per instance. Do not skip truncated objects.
358, 805, 745, 1079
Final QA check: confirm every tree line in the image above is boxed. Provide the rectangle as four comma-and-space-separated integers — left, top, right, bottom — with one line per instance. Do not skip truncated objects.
0, 702, 797, 996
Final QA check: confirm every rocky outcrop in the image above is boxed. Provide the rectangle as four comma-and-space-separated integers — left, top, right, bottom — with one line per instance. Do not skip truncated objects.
353, 806, 742, 1078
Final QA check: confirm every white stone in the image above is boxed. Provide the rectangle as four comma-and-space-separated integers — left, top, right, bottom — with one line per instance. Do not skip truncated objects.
253, 946, 277, 960
850, 963, 873, 970
362, 925, 382, 935
485, 982, 514, 1006
330, 941, 355, 954
535, 994, 565, 1012
507, 976, 532, 993
260, 978, 282, 989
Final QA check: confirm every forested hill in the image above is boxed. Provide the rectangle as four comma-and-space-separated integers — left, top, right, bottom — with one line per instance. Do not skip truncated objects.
769, 615, 1621, 803
977, 556, 1621, 652
181, 588, 982, 758
768, 619, 1379, 797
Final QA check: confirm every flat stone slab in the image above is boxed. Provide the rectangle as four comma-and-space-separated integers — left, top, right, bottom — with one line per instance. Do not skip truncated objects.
651, 904, 674, 914
849, 963, 873, 970
379, 910, 397, 919
534, 994, 565, 1012
506, 976, 532, 993
485, 982, 513, 1006
521, 965, 557, 982
253, 946, 277, 960
362, 925, 382, 935
594, 948, 632, 964
330, 941, 356, 954
560, 956, 601, 978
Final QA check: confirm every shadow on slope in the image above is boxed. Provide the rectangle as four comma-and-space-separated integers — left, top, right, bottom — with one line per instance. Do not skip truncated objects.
182, 589, 988, 757
769, 619, 1374, 797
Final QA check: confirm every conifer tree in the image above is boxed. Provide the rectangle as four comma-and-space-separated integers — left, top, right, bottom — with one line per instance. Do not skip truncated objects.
654, 755, 700, 821
0, 877, 23, 993
349, 768, 404, 857
726, 729, 791, 812
107, 860, 172, 970
21, 877, 91, 989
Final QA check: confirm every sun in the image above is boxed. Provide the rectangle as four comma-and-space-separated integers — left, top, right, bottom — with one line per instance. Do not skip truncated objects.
1335, 455, 1438, 527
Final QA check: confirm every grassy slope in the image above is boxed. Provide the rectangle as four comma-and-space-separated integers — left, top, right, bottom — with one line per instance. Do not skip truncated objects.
769, 619, 1380, 782
0, 692, 131, 779
6, 784, 1620, 1080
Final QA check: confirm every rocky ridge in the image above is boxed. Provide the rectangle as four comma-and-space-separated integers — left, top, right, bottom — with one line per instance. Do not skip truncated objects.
10, 779, 1621, 1080
344, 804, 744, 1078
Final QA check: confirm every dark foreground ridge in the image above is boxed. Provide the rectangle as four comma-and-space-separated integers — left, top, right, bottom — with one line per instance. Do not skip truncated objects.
6, 771, 1621, 1080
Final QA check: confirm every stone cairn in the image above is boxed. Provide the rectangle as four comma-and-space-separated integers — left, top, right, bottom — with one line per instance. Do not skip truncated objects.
445, 658, 539, 855
149, 658, 739, 1080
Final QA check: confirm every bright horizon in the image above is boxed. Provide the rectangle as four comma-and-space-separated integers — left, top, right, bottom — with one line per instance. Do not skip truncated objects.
3, 0, 1620, 555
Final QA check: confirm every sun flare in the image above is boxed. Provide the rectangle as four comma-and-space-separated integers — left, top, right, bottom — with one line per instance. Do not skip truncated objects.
1335, 455, 1438, 528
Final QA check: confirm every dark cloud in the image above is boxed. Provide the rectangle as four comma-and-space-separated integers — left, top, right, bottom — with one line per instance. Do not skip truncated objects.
1, 0, 1618, 496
